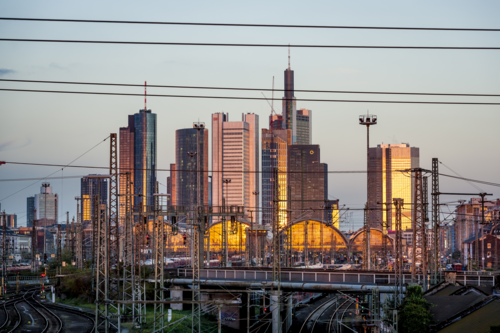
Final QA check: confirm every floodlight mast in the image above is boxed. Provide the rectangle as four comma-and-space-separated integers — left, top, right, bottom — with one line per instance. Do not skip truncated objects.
359, 113, 377, 270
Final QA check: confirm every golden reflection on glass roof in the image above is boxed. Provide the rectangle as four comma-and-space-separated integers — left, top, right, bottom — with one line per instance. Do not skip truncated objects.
350, 228, 392, 251
164, 225, 190, 254
207, 220, 249, 255
283, 220, 347, 252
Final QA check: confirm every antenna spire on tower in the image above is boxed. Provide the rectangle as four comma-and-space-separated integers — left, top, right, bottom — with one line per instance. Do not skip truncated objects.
288, 44, 290, 69
144, 81, 147, 111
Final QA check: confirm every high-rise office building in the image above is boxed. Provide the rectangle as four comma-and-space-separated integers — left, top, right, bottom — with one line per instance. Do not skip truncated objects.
212, 113, 259, 219
5, 214, 17, 228
287, 145, 328, 222
282, 62, 297, 144
167, 163, 176, 205
175, 127, 209, 208
296, 109, 312, 145
27, 196, 35, 227
81, 176, 108, 223
368, 143, 420, 230
261, 128, 291, 226
27, 183, 58, 227
134, 109, 157, 208
119, 115, 135, 222
119, 109, 157, 213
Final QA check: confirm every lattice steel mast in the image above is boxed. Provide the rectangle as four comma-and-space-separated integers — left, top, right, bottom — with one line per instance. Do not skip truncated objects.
411, 168, 426, 284
31, 209, 38, 272
393, 198, 403, 306
431, 158, 440, 284
108, 133, 120, 323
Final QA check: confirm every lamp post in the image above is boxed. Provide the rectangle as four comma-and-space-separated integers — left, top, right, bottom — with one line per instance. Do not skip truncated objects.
222, 179, 231, 266
250, 191, 259, 267
359, 113, 377, 270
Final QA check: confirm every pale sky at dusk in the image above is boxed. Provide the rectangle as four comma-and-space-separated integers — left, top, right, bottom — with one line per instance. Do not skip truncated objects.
1, 0, 499, 229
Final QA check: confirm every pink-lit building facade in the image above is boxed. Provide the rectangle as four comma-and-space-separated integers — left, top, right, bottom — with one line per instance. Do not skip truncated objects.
212, 113, 259, 221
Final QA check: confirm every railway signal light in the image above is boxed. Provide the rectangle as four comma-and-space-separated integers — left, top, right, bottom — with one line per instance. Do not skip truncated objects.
43, 253, 47, 262
146, 234, 150, 245
171, 215, 177, 225
182, 234, 187, 245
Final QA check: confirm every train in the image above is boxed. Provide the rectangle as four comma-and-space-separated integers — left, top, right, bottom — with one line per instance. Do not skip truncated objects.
145, 257, 221, 268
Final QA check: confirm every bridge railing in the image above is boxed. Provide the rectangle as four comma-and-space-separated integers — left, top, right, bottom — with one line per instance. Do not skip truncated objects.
178, 268, 497, 287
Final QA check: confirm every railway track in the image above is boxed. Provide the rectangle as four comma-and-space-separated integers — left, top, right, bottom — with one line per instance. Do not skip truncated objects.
0, 288, 94, 333
298, 296, 340, 333
327, 299, 355, 333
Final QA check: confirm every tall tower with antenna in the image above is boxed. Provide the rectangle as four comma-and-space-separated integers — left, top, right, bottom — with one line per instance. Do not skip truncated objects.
283, 45, 297, 143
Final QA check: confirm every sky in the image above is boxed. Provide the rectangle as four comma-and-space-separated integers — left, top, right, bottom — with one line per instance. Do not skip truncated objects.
0, 0, 499, 230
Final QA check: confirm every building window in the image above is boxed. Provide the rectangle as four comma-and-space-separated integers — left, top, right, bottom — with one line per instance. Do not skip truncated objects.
487, 252, 491, 258
487, 243, 491, 249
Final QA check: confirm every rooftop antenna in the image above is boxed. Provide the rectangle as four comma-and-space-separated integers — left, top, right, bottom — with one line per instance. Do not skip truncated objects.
288, 44, 290, 69
144, 81, 147, 111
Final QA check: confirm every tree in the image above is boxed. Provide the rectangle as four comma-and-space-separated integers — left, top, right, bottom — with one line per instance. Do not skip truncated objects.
399, 285, 433, 333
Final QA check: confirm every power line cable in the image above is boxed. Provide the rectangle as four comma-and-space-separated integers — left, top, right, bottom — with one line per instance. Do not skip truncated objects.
1, 38, 500, 50
1, 79, 498, 97
0, 136, 109, 202
2, 161, 500, 187
1, 18, 499, 32
1, 88, 499, 105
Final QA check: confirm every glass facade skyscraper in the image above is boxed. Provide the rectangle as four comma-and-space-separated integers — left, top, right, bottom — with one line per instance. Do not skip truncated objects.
26, 196, 35, 227
134, 109, 157, 208
27, 183, 58, 227
119, 109, 157, 212
261, 128, 291, 226
368, 143, 420, 230
175, 127, 209, 208
296, 109, 312, 145
81, 176, 108, 223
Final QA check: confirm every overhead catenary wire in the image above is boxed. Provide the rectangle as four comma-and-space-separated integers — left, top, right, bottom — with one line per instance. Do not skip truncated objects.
2, 160, 500, 187
1, 79, 499, 97
1, 38, 500, 50
0, 137, 109, 202
1, 88, 500, 105
1, 17, 499, 32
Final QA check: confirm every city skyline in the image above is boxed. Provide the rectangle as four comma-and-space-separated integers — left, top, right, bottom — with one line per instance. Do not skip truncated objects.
1, 1, 499, 229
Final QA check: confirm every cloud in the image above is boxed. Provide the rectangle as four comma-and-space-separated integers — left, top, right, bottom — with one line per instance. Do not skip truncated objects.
0, 140, 14, 151
0, 69, 15, 76
0, 138, 32, 152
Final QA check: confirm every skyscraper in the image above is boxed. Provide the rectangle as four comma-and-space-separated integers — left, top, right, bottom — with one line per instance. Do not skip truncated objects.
282, 62, 297, 144
175, 127, 209, 208
368, 143, 420, 230
167, 163, 176, 205
212, 113, 259, 219
261, 128, 291, 226
27, 196, 35, 227
119, 109, 157, 212
281, 58, 312, 145
27, 183, 58, 227
119, 115, 135, 222
287, 145, 328, 222
81, 176, 108, 223
134, 109, 157, 208
296, 109, 312, 145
